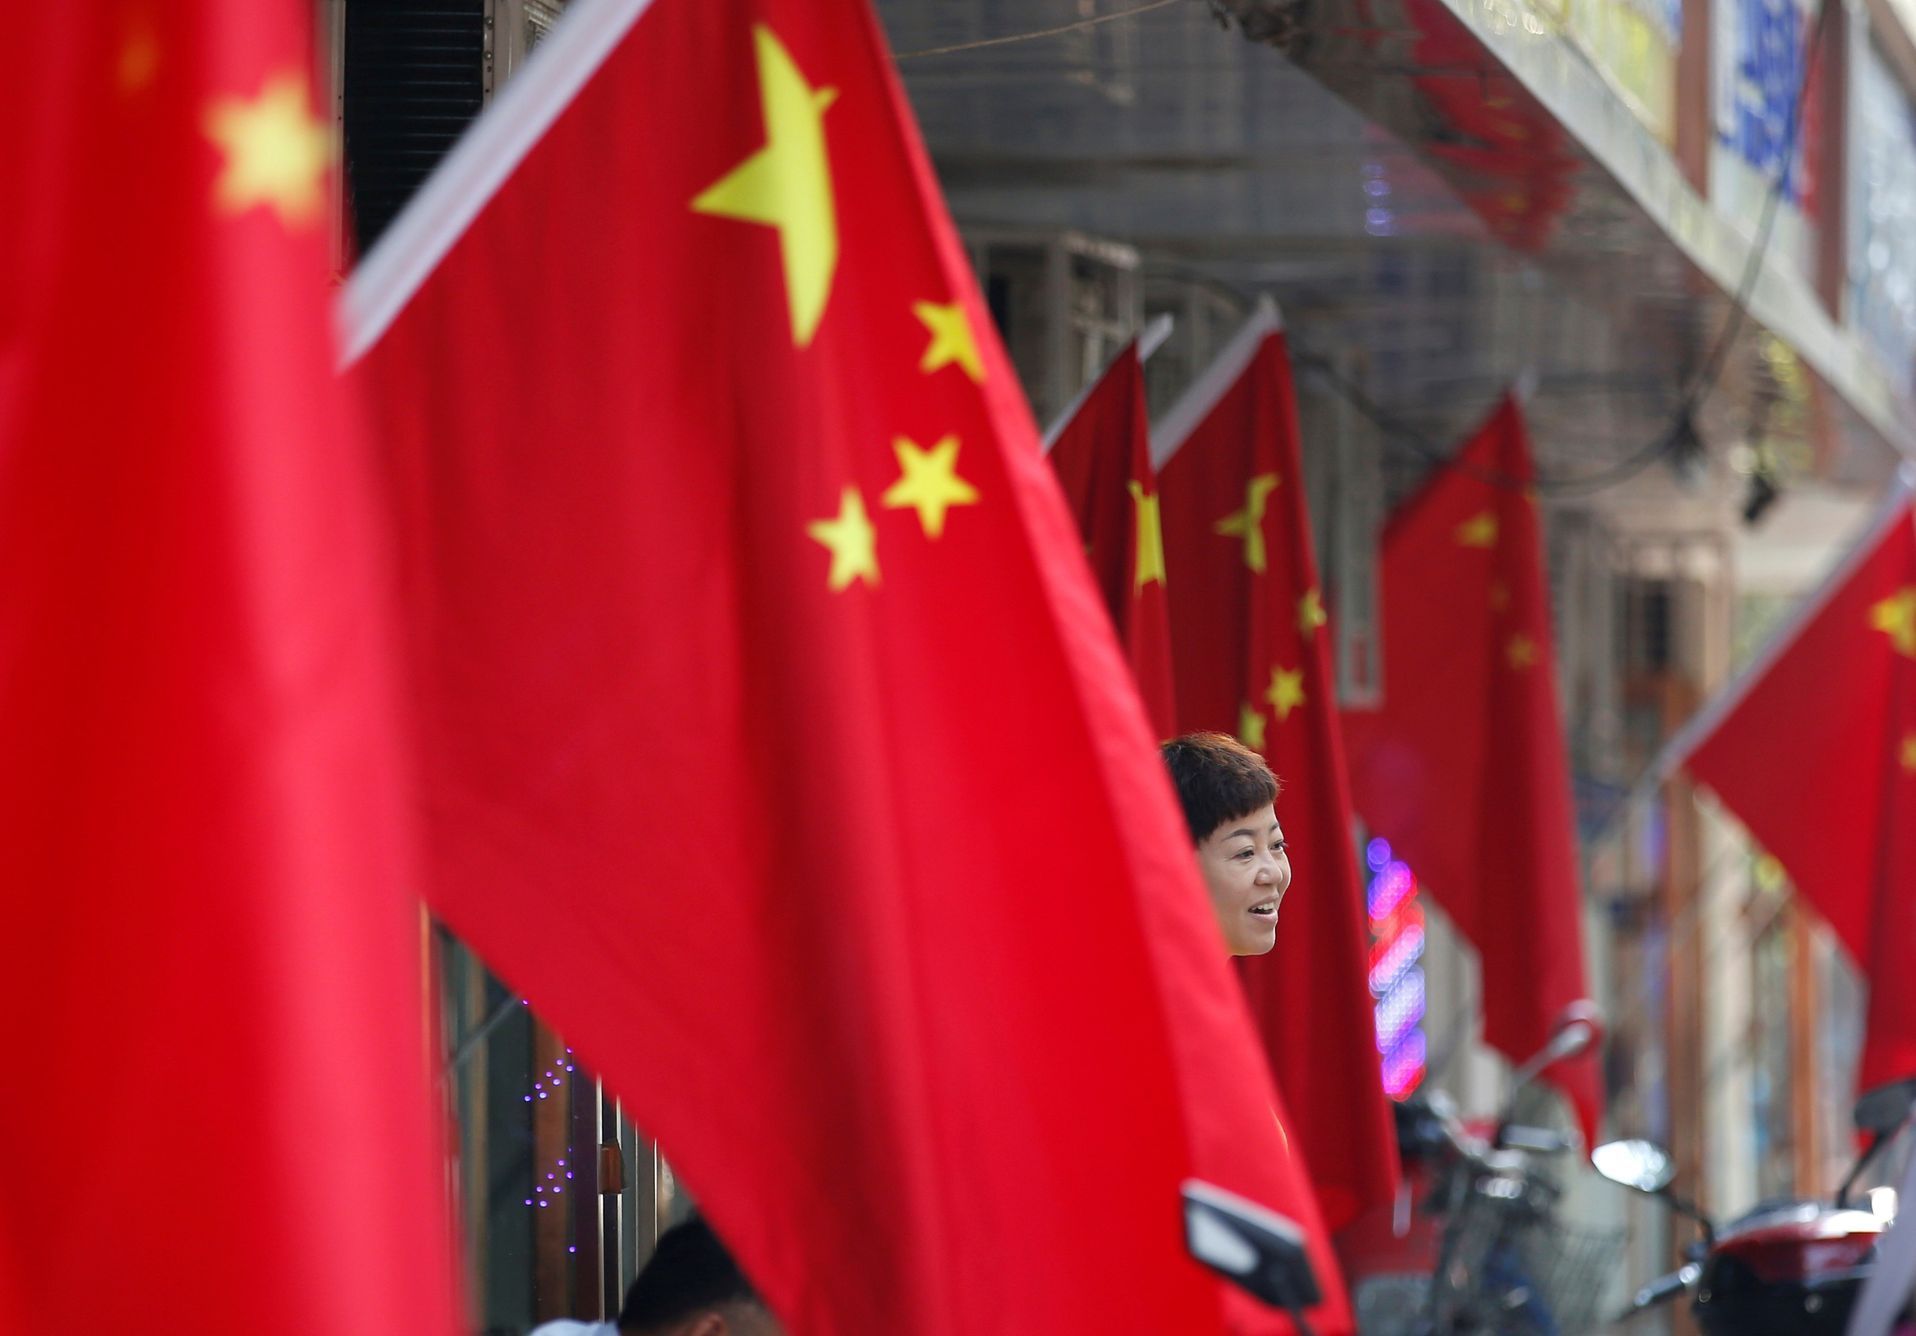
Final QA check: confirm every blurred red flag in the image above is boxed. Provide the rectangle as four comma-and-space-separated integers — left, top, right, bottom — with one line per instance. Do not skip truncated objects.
1342, 399, 1600, 1145
346, 1, 1346, 1332
1045, 337, 1179, 737
0, 9, 459, 1335
1684, 487, 1916, 1093
1153, 307, 1399, 1233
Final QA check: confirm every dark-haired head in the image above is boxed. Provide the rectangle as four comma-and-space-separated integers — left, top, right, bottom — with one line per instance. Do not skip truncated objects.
1160, 732, 1291, 958
1159, 731, 1280, 845
617, 1217, 783, 1336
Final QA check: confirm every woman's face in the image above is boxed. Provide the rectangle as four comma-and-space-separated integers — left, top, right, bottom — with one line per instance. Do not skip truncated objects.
1195, 805, 1290, 956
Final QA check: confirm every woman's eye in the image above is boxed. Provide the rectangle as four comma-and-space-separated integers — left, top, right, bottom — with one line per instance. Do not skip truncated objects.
1271, 842, 1288, 854
1234, 849, 1255, 861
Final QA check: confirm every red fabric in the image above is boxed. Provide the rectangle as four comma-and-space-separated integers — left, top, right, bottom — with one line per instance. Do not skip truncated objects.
0, 9, 459, 1335
1156, 330, 1399, 1233
354, 2, 1347, 1332
1685, 499, 1916, 1092
1047, 342, 1179, 737
1342, 399, 1600, 1146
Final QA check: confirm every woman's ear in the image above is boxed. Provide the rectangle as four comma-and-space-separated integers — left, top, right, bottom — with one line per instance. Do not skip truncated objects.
682, 1313, 728, 1336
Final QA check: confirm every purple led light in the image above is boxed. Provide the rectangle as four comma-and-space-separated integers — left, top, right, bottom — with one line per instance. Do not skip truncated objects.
1367, 925, 1425, 995
1366, 838, 1392, 871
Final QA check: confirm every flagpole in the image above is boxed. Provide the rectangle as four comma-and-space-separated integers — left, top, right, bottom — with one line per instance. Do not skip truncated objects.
338, 0, 658, 366
1149, 295, 1282, 471
1589, 467, 1916, 847
1039, 312, 1174, 450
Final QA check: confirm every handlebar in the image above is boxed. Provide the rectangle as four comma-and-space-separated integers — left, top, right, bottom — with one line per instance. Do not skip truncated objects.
1622, 1262, 1700, 1317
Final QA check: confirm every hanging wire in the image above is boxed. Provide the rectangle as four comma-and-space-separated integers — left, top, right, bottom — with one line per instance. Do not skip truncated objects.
892, 0, 1184, 61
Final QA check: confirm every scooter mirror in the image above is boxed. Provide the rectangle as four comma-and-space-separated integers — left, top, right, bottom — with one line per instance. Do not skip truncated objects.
1549, 1000, 1604, 1059
1592, 1138, 1676, 1194
1853, 1077, 1916, 1136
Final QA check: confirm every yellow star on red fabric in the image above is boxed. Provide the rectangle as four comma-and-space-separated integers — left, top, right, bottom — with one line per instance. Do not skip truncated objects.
1265, 666, 1305, 722
1901, 733, 1916, 774
1214, 474, 1280, 574
1238, 702, 1268, 752
1128, 481, 1166, 592
1871, 587, 1916, 658
912, 301, 985, 383
1456, 512, 1498, 548
881, 435, 978, 538
205, 73, 331, 227
692, 25, 839, 347
1506, 633, 1539, 669
1298, 587, 1327, 636
807, 487, 878, 590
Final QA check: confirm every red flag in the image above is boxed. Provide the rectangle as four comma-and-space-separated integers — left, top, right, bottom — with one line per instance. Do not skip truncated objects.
1045, 337, 1179, 736
1683, 487, 1916, 1093
346, 2, 1348, 1332
1342, 398, 1600, 1145
0, 9, 459, 1335
1153, 306, 1400, 1232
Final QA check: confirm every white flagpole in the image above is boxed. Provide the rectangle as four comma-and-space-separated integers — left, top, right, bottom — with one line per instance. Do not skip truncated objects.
336, 0, 659, 367
1040, 313, 1174, 452
1591, 466, 1916, 846
1148, 295, 1281, 472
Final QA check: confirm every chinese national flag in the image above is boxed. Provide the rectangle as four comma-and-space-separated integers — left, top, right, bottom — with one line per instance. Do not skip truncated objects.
346, 1, 1345, 1332
1342, 398, 1600, 1145
1154, 306, 1399, 1233
0, 8, 458, 1336
1045, 339, 1178, 737
1684, 489, 1916, 1093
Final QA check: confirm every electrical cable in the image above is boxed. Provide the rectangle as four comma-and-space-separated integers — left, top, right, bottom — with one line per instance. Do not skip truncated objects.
892, 0, 1183, 60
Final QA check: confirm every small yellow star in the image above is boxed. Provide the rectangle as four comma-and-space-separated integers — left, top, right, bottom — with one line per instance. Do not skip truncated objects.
1456, 511, 1498, 548
1489, 580, 1511, 612
1506, 633, 1539, 669
881, 435, 978, 538
692, 26, 838, 347
205, 73, 331, 227
1213, 473, 1281, 574
1870, 587, 1916, 658
1265, 665, 1306, 722
807, 487, 878, 590
1298, 587, 1327, 636
1238, 702, 1268, 752
1900, 733, 1916, 774
1128, 481, 1166, 592
912, 300, 985, 383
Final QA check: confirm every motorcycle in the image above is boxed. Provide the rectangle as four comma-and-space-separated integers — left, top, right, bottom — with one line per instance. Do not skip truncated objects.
1596, 1075, 1916, 1334
1341, 1003, 1612, 1334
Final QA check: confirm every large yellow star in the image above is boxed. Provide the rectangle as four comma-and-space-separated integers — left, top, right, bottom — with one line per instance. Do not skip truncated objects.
913, 301, 985, 383
1238, 702, 1268, 752
882, 435, 978, 538
1128, 480, 1166, 592
1506, 633, 1539, 669
1265, 665, 1306, 722
1456, 511, 1499, 548
1871, 587, 1916, 658
806, 487, 878, 590
204, 73, 330, 227
692, 26, 838, 347
1901, 733, 1916, 774
1213, 473, 1281, 574
1298, 587, 1327, 636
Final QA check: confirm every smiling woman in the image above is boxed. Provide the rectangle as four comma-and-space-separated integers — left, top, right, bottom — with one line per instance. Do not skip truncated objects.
1160, 732, 1291, 957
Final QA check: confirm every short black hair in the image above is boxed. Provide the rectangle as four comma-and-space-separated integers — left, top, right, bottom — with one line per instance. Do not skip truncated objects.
617, 1217, 764, 1334
1160, 731, 1280, 843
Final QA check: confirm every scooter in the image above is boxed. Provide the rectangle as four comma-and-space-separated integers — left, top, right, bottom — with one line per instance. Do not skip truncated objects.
1596, 1075, 1916, 1334
1339, 1003, 1606, 1334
